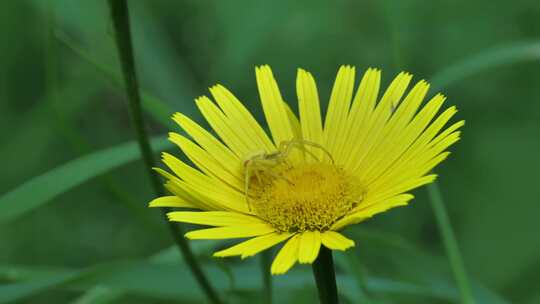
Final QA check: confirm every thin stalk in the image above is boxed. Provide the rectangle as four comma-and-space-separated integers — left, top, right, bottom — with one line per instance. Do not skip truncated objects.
45, 2, 158, 232
312, 247, 339, 304
379, 3, 475, 300
107, 1, 223, 304
427, 183, 475, 304
260, 250, 273, 304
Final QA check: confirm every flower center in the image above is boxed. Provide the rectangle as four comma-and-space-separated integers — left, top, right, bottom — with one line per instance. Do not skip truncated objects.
247, 161, 364, 232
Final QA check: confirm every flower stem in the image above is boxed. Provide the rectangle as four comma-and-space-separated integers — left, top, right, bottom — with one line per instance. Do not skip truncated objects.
427, 183, 475, 304
261, 250, 273, 304
312, 247, 339, 304
107, 1, 223, 304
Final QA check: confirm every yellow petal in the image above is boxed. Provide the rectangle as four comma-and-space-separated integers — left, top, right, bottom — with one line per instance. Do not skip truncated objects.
297, 69, 323, 144
149, 196, 197, 208
332, 194, 415, 230
371, 131, 460, 194
399, 106, 459, 164
298, 231, 322, 264
154, 168, 209, 210
172, 113, 242, 179
161, 153, 248, 212
411, 132, 461, 176
369, 175, 437, 204
320, 231, 355, 250
368, 105, 461, 190
195, 96, 252, 157
358, 92, 444, 181
185, 224, 275, 240
341, 68, 381, 164
163, 179, 225, 211
167, 211, 265, 226
413, 152, 451, 178
429, 120, 465, 147
381, 80, 430, 136
209, 85, 275, 152
283, 101, 302, 140
369, 71, 413, 126
346, 72, 413, 169
168, 132, 243, 191
323, 66, 355, 162
256, 65, 295, 146
213, 232, 293, 258
271, 234, 300, 275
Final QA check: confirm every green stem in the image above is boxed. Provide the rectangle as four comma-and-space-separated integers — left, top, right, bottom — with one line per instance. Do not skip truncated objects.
107, 1, 223, 304
261, 250, 273, 304
427, 183, 475, 304
45, 2, 158, 232
312, 247, 339, 304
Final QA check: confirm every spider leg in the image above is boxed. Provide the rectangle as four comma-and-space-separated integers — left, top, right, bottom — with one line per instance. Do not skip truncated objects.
293, 139, 335, 164
244, 163, 253, 211
272, 141, 293, 167
254, 168, 264, 184
267, 168, 294, 185
257, 157, 294, 186
285, 140, 322, 162
279, 139, 334, 163
244, 163, 272, 211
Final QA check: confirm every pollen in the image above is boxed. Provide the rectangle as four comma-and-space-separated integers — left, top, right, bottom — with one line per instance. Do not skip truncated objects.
248, 161, 365, 233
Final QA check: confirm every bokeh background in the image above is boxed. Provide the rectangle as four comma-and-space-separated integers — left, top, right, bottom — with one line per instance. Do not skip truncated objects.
1, 0, 540, 303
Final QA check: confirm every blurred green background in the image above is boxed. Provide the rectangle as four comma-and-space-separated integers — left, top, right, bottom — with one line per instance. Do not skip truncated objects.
1, 0, 540, 303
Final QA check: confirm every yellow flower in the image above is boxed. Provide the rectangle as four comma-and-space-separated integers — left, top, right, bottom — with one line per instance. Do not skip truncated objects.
149, 65, 464, 275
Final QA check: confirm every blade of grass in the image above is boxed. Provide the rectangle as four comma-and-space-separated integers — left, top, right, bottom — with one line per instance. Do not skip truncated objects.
45, 1, 158, 231
107, 1, 223, 304
377, 5, 476, 300
0, 262, 221, 303
0, 260, 495, 304
1, 233, 509, 304
70, 241, 227, 303
0, 271, 79, 303
71, 286, 122, 304
427, 184, 474, 304
0, 137, 171, 223
431, 41, 540, 90
424, 40, 540, 304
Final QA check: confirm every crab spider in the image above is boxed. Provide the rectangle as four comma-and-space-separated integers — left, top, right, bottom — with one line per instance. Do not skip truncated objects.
242, 139, 334, 210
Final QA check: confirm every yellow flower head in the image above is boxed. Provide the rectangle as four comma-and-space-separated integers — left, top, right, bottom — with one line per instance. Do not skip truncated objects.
149, 65, 464, 275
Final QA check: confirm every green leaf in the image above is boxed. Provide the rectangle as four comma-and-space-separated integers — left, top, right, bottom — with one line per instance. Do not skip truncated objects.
1, 230, 510, 303
0, 137, 171, 223
0, 258, 500, 304
0, 265, 80, 303
0, 262, 225, 303
430, 41, 540, 90
71, 286, 123, 304
71, 242, 224, 304
0, 276, 75, 303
